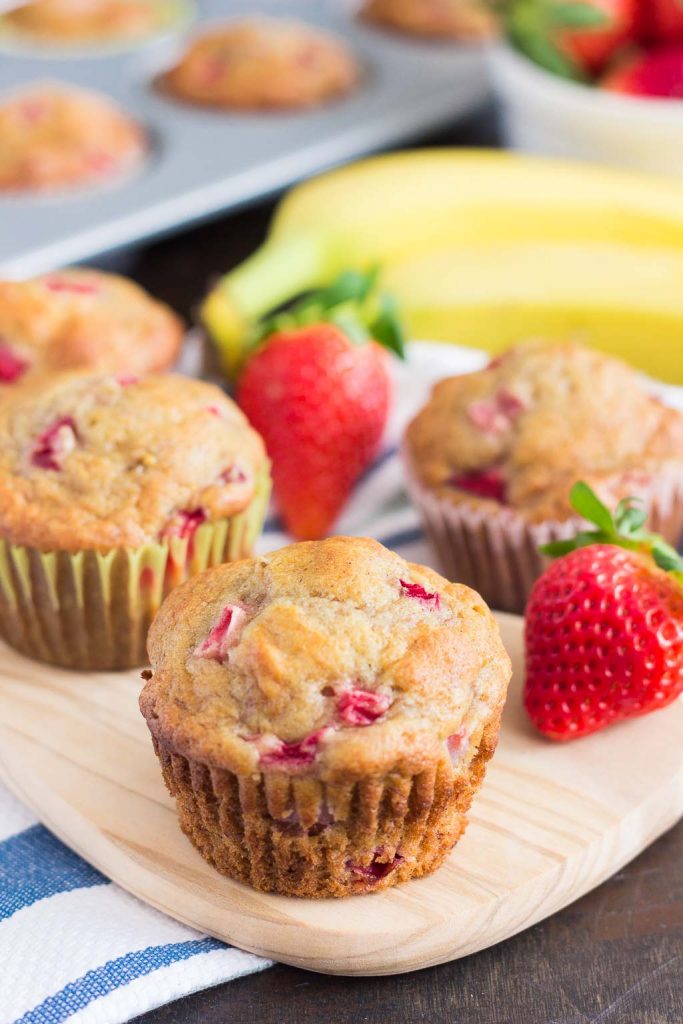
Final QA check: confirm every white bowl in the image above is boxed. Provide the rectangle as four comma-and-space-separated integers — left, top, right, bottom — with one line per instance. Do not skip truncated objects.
487, 42, 683, 178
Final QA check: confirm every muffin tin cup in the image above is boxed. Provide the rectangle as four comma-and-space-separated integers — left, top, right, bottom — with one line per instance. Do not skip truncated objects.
146, 713, 502, 899
402, 448, 683, 615
0, 465, 271, 671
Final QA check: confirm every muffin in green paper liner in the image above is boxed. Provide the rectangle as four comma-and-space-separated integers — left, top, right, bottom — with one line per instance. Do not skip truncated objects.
0, 370, 270, 670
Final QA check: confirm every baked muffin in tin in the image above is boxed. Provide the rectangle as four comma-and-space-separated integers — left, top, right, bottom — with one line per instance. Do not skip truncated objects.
141, 536, 511, 897
361, 0, 496, 40
161, 18, 360, 111
0, 83, 146, 193
0, 371, 270, 669
1, 0, 185, 46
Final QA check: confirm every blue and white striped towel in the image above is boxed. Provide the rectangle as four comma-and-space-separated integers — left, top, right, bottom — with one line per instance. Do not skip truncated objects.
0, 342, 483, 1024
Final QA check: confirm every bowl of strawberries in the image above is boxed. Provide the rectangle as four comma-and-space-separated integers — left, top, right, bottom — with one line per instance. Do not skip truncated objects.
488, 0, 683, 176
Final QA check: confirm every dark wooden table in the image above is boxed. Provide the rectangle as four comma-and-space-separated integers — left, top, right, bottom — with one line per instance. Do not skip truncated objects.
125, 109, 683, 1024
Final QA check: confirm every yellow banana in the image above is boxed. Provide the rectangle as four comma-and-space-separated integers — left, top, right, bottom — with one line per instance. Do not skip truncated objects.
384, 241, 683, 383
201, 149, 683, 377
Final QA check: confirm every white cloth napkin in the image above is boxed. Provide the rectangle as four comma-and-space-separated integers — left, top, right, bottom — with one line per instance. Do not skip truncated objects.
0, 342, 480, 1024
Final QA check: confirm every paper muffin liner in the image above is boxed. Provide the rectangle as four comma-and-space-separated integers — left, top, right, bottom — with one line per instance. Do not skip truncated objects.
148, 713, 501, 899
0, 466, 270, 671
402, 448, 683, 615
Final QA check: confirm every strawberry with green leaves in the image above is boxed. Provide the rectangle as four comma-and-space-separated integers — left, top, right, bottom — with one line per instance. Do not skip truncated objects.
524, 481, 683, 741
507, 0, 639, 78
237, 269, 404, 541
601, 42, 683, 97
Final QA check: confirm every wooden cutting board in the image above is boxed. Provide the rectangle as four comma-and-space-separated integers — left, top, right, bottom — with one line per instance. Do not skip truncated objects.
0, 613, 681, 977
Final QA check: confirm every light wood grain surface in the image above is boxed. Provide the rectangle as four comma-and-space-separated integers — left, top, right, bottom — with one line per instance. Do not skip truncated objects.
0, 613, 680, 977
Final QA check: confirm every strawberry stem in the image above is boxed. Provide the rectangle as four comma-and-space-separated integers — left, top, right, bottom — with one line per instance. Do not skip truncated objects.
250, 268, 406, 359
541, 480, 683, 583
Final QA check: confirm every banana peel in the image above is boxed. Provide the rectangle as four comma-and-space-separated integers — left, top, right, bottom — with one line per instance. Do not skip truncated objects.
201, 149, 683, 380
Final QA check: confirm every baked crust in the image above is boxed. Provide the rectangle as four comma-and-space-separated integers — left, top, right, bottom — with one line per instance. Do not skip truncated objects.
0, 269, 183, 385
361, 0, 496, 40
0, 84, 146, 192
141, 537, 511, 895
405, 341, 683, 524
161, 18, 359, 111
0, 371, 267, 551
3, 0, 172, 42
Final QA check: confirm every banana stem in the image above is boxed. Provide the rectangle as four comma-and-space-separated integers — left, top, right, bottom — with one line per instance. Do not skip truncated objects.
202, 232, 327, 353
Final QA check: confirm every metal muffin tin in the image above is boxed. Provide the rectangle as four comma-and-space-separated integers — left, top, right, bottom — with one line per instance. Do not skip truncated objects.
0, 0, 488, 277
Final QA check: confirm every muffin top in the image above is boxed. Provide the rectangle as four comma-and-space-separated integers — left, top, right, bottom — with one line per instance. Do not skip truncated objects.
142, 537, 511, 780
405, 341, 683, 523
0, 269, 184, 389
161, 17, 360, 110
0, 371, 267, 551
361, 0, 495, 40
2, 0, 177, 43
0, 83, 146, 192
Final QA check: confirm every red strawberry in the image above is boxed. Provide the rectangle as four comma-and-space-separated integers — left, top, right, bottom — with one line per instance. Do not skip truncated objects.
601, 43, 683, 97
238, 323, 392, 540
524, 482, 683, 741
645, 0, 683, 43
557, 0, 639, 73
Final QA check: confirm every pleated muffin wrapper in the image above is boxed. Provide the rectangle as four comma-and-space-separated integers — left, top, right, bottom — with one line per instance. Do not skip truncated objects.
0, 466, 271, 671
402, 445, 683, 615
147, 710, 502, 899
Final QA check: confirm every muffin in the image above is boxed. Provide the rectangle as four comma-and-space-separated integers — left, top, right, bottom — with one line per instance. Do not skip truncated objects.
403, 341, 683, 613
0, 83, 146, 193
0, 269, 184, 391
161, 18, 360, 111
361, 0, 496, 41
140, 536, 511, 898
1, 0, 185, 45
0, 371, 270, 669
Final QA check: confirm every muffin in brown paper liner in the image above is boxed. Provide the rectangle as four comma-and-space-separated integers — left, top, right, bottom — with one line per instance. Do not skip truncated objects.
149, 713, 501, 899
402, 448, 683, 615
140, 536, 511, 898
402, 341, 683, 614
0, 467, 270, 670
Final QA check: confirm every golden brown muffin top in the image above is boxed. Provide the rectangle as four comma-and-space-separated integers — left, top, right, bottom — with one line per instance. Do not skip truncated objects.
0, 83, 146, 192
0, 371, 267, 551
3, 0, 175, 43
161, 17, 359, 110
141, 537, 511, 780
361, 0, 496, 40
0, 269, 184, 388
405, 341, 683, 523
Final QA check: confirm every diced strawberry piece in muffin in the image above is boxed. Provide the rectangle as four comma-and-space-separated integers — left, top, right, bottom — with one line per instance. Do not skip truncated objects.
399, 579, 441, 607
161, 507, 207, 541
194, 604, 248, 661
447, 728, 468, 763
347, 849, 405, 882
116, 374, 138, 387
337, 687, 390, 726
220, 464, 248, 484
466, 388, 525, 435
257, 727, 333, 771
31, 416, 78, 470
0, 343, 29, 384
44, 276, 100, 296
449, 467, 507, 503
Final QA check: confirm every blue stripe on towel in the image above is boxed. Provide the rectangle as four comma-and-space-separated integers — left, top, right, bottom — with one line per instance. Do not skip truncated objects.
0, 825, 106, 921
16, 938, 225, 1024
378, 526, 423, 551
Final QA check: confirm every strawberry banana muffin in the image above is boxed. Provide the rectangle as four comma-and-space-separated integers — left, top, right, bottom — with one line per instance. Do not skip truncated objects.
0, 372, 269, 669
0, 83, 146, 193
403, 340, 683, 613
161, 18, 360, 111
361, 0, 496, 41
140, 536, 511, 898
1, 0, 185, 46
0, 269, 184, 392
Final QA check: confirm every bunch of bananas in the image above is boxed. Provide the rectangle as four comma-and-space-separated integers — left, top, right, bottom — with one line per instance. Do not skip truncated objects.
202, 149, 683, 382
